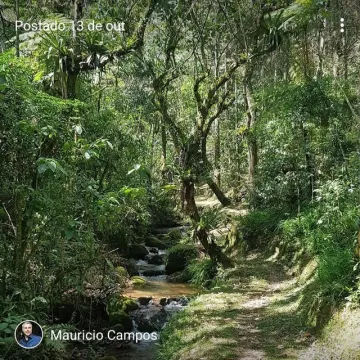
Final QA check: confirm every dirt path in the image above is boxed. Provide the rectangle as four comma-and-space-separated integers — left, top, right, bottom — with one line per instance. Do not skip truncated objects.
159, 252, 314, 360
196, 195, 248, 216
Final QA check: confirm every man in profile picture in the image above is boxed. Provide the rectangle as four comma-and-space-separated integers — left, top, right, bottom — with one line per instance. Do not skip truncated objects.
17, 321, 42, 348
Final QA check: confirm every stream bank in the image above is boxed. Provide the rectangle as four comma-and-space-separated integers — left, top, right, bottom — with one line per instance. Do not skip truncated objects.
98, 226, 200, 360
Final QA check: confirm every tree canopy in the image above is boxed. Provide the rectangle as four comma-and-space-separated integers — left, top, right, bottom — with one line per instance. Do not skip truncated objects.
2, 0, 360, 358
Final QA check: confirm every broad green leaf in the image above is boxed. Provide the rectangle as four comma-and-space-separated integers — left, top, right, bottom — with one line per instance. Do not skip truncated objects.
74, 125, 83, 135
127, 164, 142, 176
65, 229, 74, 239
106, 258, 114, 269
56, 163, 67, 174
9, 324, 17, 331
30, 296, 47, 304
0, 336, 15, 344
38, 163, 48, 174
34, 71, 44, 82
108, 197, 120, 205
48, 160, 57, 172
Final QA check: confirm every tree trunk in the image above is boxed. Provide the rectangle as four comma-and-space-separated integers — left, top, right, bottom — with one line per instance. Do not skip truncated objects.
160, 121, 167, 180
247, 137, 258, 188
343, 31, 348, 80
65, 0, 81, 99
333, 46, 339, 77
243, 71, 258, 188
200, 137, 231, 206
206, 177, 231, 206
316, 18, 326, 79
214, 118, 221, 186
300, 121, 314, 198
214, 47, 221, 187
183, 179, 200, 221
183, 178, 232, 267
67, 71, 78, 99
97, 71, 102, 112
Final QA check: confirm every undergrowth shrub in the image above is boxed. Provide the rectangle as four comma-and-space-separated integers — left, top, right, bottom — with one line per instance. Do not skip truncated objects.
165, 244, 198, 274
236, 209, 285, 249
148, 185, 178, 228
277, 179, 360, 327
187, 258, 218, 288
157, 310, 186, 360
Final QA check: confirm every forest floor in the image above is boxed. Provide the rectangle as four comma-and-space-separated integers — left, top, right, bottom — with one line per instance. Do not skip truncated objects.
160, 251, 315, 360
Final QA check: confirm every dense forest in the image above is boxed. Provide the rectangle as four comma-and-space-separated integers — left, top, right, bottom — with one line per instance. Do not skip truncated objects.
1, 0, 360, 359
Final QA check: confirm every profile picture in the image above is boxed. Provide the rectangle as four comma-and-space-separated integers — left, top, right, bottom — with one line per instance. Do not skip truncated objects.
14, 320, 43, 349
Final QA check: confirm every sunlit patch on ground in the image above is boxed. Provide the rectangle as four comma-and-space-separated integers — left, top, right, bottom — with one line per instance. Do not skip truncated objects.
298, 307, 360, 360
158, 252, 315, 360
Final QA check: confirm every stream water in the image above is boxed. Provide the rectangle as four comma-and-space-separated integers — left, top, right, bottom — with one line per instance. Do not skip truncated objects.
110, 229, 198, 360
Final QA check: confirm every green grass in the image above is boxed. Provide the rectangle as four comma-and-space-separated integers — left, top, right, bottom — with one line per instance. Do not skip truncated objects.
298, 307, 360, 359
157, 254, 315, 360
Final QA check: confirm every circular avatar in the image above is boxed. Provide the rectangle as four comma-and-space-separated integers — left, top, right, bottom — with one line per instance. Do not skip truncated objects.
15, 320, 43, 349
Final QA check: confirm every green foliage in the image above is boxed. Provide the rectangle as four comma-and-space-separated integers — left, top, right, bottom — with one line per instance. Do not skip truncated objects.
2, 0, 360, 355
0, 315, 23, 338
95, 188, 151, 252
277, 179, 360, 318
131, 276, 147, 287
165, 244, 198, 274
0, 50, 166, 332
187, 258, 218, 288
253, 79, 353, 211
236, 210, 284, 249
157, 310, 187, 360
167, 229, 182, 242
106, 295, 138, 315
108, 310, 133, 330
114, 266, 129, 286
148, 185, 179, 228
198, 209, 223, 232
145, 236, 168, 249
43, 323, 77, 352
120, 298, 139, 314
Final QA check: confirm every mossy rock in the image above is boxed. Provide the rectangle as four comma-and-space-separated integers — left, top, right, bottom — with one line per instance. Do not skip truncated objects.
167, 270, 191, 283
120, 258, 139, 277
165, 244, 198, 275
121, 298, 139, 313
147, 254, 165, 265
131, 276, 147, 287
167, 229, 182, 241
108, 310, 133, 331
107, 295, 138, 314
157, 230, 185, 247
128, 244, 149, 259
145, 236, 167, 249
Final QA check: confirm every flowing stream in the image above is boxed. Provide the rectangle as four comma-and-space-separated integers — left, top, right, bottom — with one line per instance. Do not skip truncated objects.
111, 227, 198, 360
